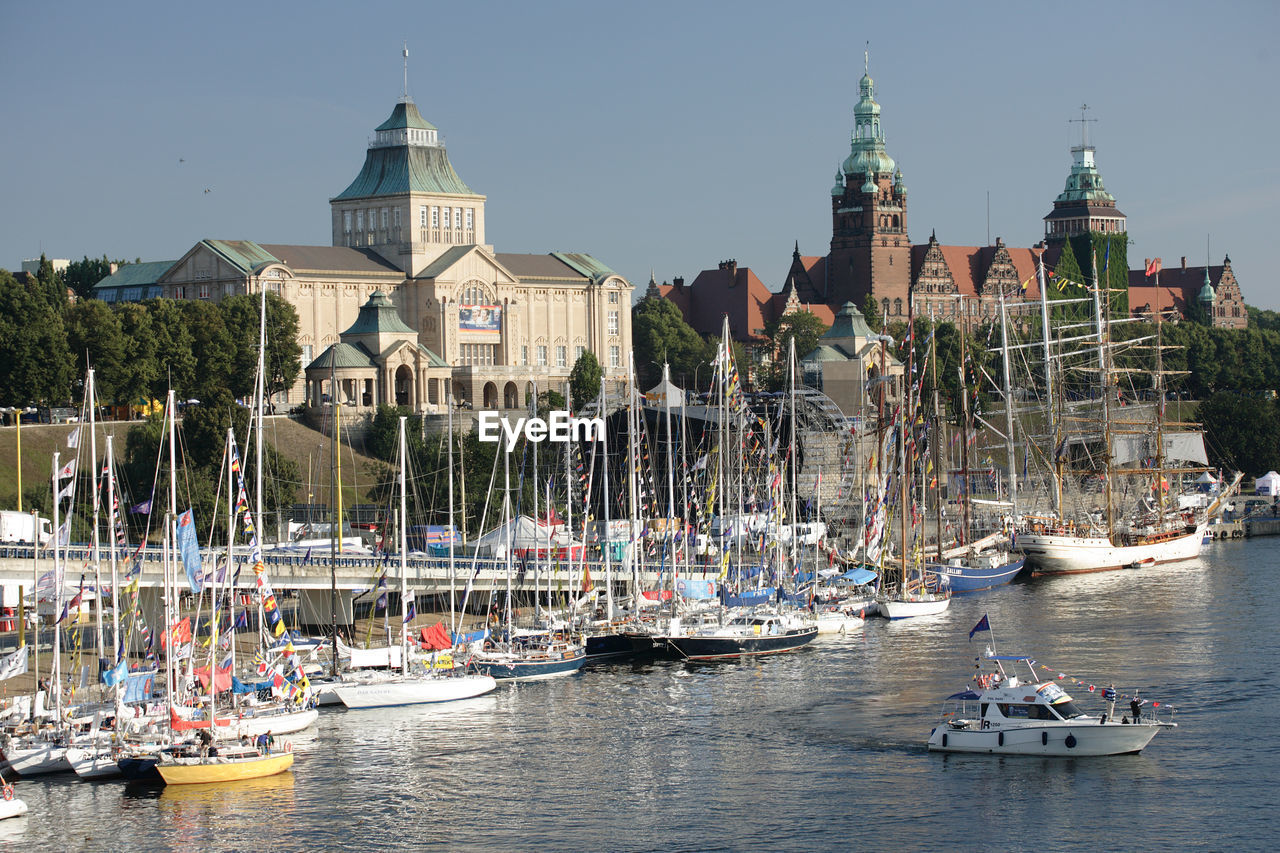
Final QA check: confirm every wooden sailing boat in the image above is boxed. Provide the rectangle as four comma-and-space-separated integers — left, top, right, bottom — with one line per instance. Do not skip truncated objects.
1017, 253, 1209, 574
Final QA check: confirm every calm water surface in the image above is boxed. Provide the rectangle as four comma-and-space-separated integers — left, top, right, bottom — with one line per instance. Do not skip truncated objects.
6, 537, 1277, 851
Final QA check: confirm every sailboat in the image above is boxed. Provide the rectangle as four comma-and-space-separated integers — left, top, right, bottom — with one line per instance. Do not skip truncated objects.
1017, 256, 1208, 575
877, 309, 951, 620
924, 302, 1023, 593
333, 416, 497, 707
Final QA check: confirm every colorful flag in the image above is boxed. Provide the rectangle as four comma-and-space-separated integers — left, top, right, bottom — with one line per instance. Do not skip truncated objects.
129, 496, 153, 515
969, 614, 990, 641
1146, 257, 1162, 277
404, 599, 416, 623
176, 509, 203, 593
57, 458, 77, 480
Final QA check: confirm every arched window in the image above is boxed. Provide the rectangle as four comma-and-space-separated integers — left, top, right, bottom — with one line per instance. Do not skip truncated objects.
892, 215, 900, 228
894, 298, 903, 315
882, 298, 890, 317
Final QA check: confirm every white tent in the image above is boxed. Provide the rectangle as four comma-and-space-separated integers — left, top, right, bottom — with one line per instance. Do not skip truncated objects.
1255, 471, 1280, 496
473, 515, 579, 558
1196, 471, 1220, 493
644, 377, 686, 410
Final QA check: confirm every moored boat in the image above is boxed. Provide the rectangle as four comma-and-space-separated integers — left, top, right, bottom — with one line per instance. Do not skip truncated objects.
664, 612, 817, 660
333, 672, 497, 708
0, 778, 26, 820
156, 743, 294, 785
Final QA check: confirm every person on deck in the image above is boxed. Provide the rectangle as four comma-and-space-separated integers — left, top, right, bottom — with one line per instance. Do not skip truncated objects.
1130, 695, 1143, 724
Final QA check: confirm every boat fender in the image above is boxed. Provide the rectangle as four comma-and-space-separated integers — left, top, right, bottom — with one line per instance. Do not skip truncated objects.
1041, 732, 1048, 746
2, 784, 12, 801
997, 732, 1004, 747
1065, 733, 1077, 749
941, 733, 948, 748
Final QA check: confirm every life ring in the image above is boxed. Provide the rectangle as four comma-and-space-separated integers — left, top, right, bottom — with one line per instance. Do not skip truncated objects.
1064, 733, 1077, 749
2, 784, 13, 801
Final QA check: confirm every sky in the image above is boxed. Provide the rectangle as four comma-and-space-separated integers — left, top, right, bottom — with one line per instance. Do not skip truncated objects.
3, 1, 1278, 307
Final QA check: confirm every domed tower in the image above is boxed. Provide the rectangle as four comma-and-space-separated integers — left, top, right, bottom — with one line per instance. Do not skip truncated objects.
330, 96, 488, 277
1043, 105, 1126, 243
827, 57, 910, 315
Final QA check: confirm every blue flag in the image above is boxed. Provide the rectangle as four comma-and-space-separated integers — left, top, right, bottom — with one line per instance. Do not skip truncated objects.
176, 509, 203, 594
969, 614, 990, 641
404, 599, 416, 623
101, 658, 128, 687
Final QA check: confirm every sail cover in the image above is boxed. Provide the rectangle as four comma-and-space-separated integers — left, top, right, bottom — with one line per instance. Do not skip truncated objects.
1111, 431, 1208, 466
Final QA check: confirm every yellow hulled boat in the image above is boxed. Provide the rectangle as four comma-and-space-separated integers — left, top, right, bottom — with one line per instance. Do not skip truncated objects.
156, 745, 294, 785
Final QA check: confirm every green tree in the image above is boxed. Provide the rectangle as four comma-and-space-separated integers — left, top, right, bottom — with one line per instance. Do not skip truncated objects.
34, 254, 65, 308
569, 350, 603, 411
181, 300, 234, 402
0, 269, 73, 405
65, 299, 126, 403
63, 255, 116, 302
630, 296, 715, 389
220, 293, 303, 403
365, 405, 424, 463
761, 310, 830, 390
114, 302, 160, 408
146, 298, 198, 401
1198, 392, 1280, 476
862, 293, 883, 333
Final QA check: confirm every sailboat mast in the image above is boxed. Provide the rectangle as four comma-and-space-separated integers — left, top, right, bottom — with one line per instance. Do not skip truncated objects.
931, 309, 944, 562
958, 327, 972, 544
999, 292, 1018, 517
663, 363, 677, 599
398, 416, 409, 676
51, 451, 63, 723
88, 368, 104, 664
106, 435, 121, 676
447, 388, 457, 636
1093, 251, 1115, 538
1154, 306, 1167, 514
328, 355, 339, 676
788, 337, 799, 580
255, 283, 267, 548
166, 388, 179, 719
1037, 252, 1059, 514
599, 376, 614, 620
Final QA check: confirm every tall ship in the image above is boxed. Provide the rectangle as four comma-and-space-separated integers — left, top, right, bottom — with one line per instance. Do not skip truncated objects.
1016, 259, 1211, 575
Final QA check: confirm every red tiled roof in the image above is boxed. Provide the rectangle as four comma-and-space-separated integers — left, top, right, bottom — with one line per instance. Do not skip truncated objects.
909, 243, 1046, 298
657, 264, 776, 342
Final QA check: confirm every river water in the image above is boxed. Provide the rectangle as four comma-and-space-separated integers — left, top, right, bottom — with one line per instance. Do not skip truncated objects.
4, 537, 1276, 851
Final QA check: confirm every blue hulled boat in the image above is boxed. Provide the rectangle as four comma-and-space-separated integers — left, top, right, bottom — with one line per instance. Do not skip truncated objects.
927, 552, 1025, 593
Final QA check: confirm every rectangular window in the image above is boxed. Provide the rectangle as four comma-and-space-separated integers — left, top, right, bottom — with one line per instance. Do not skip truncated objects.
522, 346, 528, 365
465, 208, 474, 230
344, 212, 353, 233
174, 286, 185, 299
199, 284, 210, 300
454, 208, 462, 230
381, 208, 388, 229
608, 311, 619, 336
537, 345, 548, 366
609, 291, 618, 304
431, 207, 440, 228
420, 206, 428, 227
394, 208, 401, 227
302, 344, 313, 366
609, 346, 620, 369
575, 345, 585, 361
441, 207, 450, 229
356, 210, 363, 231
556, 346, 567, 368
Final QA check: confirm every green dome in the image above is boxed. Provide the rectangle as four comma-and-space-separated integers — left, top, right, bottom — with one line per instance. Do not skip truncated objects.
831, 168, 845, 197
1198, 269, 1215, 303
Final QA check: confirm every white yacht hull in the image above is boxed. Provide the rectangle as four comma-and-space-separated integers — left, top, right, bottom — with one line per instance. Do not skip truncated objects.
880, 595, 951, 620
929, 719, 1165, 756
813, 611, 866, 635
225, 708, 319, 738
66, 746, 125, 779
0, 741, 71, 777
334, 674, 496, 709
1020, 524, 1204, 575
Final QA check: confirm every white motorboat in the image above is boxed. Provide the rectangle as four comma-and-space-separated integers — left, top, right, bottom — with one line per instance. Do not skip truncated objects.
927, 652, 1175, 756
333, 671, 497, 709
812, 605, 866, 636
67, 744, 126, 779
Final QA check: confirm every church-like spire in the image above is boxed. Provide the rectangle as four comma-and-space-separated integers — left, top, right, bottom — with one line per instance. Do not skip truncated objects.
842, 53, 896, 180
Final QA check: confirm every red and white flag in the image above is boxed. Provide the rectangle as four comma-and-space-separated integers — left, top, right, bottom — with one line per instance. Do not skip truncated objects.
1145, 257, 1162, 277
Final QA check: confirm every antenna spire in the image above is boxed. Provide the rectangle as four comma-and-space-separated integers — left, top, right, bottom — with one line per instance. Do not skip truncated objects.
402, 42, 409, 101
1069, 103, 1097, 148
865, 42, 869, 74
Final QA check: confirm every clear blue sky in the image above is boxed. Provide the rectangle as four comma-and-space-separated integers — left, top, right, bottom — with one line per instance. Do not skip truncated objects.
3, 1, 1277, 307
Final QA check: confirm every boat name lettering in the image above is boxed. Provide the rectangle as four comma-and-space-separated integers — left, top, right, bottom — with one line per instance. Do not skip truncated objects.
477, 411, 605, 451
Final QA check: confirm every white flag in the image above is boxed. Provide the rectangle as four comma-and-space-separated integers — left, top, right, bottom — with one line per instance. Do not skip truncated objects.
58, 458, 77, 480
57, 480, 75, 502
0, 646, 29, 681
57, 518, 71, 546
67, 426, 81, 449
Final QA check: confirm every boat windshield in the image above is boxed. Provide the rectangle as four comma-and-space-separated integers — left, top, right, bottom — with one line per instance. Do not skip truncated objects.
997, 703, 1058, 720
1051, 700, 1085, 719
